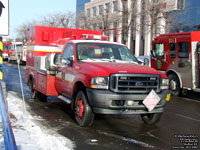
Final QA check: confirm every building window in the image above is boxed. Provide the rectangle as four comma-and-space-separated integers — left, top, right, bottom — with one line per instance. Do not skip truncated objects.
87, 9, 90, 17
152, 0, 158, 3
99, 5, 103, 15
177, 0, 185, 10
105, 3, 110, 12
113, 1, 118, 12
93, 7, 96, 16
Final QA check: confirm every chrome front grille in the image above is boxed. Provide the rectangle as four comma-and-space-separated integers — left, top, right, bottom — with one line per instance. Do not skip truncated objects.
110, 74, 161, 93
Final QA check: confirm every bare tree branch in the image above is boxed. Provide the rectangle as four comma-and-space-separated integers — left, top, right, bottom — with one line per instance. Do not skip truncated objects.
16, 11, 75, 40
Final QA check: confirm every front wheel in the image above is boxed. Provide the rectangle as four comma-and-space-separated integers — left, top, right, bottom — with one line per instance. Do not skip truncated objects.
74, 91, 94, 127
168, 74, 181, 96
141, 113, 162, 125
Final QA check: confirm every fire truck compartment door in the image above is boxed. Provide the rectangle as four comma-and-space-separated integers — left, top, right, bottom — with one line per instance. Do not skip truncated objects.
169, 42, 192, 88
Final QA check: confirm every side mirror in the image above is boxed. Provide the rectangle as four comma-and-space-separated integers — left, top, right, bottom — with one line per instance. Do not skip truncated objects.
62, 56, 74, 67
54, 53, 62, 65
144, 58, 150, 66
61, 59, 67, 66
68, 56, 74, 67
151, 50, 156, 58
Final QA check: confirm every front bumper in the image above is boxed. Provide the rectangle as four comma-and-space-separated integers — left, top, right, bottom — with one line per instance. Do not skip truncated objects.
2, 53, 8, 59
86, 88, 170, 114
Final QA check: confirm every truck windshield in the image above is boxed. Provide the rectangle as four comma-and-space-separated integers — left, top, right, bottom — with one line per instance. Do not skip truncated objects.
3, 45, 11, 50
76, 43, 138, 63
155, 43, 164, 57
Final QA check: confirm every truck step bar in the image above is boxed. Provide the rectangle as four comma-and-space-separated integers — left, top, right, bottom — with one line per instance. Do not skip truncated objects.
58, 95, 72, 104
193, 88, 200, 92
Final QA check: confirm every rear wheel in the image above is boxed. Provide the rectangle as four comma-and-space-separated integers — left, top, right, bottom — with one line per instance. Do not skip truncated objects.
29, 77, 47, 101
31, 89, 39, 99
74, 91, 94, 127
168, 74, 181, 96
141, 113, 162, 125
8, 57, 11, 63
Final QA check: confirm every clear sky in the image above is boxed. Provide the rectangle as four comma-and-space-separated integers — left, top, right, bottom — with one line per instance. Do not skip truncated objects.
9, 0, 76, 38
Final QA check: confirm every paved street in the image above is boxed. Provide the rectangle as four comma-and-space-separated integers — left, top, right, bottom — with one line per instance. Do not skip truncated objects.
2, 62, 200, 150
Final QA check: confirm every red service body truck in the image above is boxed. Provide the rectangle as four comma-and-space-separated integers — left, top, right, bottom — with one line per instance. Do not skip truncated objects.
2, 42, 12, 60
151, 31, 200, 96
25, 26, 170, 126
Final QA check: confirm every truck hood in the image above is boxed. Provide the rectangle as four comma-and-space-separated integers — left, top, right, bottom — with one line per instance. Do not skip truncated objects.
82, 61, 167, 78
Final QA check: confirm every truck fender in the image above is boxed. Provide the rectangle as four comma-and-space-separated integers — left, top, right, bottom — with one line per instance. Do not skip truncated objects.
166, 69, 183, 88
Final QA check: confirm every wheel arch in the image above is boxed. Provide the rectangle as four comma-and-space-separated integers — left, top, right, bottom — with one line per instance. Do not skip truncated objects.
166, 69, 183, 88
71, 81, 87, 109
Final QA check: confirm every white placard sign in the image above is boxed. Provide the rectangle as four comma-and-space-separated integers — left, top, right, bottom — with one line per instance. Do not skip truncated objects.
143, 90, 161, 111
0, 0, 9, 36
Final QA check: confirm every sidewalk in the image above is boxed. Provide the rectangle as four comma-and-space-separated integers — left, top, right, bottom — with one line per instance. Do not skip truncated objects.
0, 91, 75, 150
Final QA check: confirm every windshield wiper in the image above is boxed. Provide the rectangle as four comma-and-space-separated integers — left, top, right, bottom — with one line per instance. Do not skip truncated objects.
81, 58, 98, 61
111, 59, 138, 64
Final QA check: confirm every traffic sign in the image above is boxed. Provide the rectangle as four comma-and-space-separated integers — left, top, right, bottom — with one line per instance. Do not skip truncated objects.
0, 0, 9, 36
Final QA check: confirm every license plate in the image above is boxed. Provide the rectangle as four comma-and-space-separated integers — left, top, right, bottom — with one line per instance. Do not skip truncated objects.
143, 90, 161, 111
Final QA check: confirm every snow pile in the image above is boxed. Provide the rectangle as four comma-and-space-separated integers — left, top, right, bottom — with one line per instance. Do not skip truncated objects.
0, 92, 75, 150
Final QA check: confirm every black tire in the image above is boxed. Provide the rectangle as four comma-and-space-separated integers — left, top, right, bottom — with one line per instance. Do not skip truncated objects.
37, 92, 47, 102
31, 87, 47, 101
168, 74, 181, 96
8, 58, 11, 63
74, 91, 94, 127
29, 77, 47, 101
141, 113, 162, 125
31, 89, 39, 99
29, 77, 36, 99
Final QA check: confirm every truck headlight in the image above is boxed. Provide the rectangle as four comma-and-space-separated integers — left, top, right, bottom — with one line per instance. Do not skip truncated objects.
161, 78, 169, 90
91, 77, 109, 89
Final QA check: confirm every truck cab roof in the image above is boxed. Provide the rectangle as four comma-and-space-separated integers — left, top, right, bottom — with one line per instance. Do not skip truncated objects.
70, 40, 125, 46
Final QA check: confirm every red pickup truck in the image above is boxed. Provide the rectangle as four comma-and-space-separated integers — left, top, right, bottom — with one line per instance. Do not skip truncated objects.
25, 26, 171, 127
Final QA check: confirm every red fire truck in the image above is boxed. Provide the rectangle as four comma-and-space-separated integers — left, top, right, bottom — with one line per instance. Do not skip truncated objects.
2, 42, 12, 60
25, 26, 170, 126
151, 31, 200, 96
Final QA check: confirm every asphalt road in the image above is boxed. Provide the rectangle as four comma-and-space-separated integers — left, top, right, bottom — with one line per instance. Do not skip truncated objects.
3, 62, 200, 150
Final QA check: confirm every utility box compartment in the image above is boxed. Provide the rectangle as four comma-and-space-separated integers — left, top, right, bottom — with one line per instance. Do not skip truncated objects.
36, 72, 58, 96
27, 26, 103, 46
34, 56, 46, 71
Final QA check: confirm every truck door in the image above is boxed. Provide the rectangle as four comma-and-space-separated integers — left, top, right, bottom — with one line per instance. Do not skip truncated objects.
60, 43, 75, 98
153, 42, 167, 70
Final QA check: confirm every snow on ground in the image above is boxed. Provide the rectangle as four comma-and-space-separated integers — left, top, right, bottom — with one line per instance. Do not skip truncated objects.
0, 91, 75, 150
